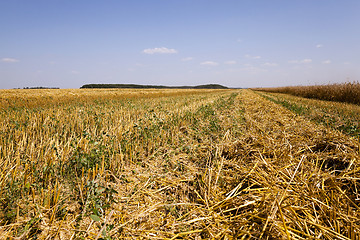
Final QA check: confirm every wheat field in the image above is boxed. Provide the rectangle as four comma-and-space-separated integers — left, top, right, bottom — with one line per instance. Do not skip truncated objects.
254, 82, 360, 105
0, 88, 359, 239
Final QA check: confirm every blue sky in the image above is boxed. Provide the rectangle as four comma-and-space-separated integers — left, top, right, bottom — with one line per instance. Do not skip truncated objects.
1, 0, 359, 89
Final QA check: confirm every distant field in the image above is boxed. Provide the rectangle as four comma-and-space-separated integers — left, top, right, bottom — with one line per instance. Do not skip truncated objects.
0, 88, 226, 109
0, 89, 359, 239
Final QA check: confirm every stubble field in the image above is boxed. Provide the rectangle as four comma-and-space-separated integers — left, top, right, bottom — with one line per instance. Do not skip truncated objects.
0, 88, 359, 239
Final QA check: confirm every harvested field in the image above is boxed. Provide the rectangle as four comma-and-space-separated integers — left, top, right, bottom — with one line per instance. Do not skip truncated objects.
0, 89, 359, 239
0, 88, 225, 110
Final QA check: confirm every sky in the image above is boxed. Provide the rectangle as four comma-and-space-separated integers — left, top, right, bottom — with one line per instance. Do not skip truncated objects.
1, 0, 359, 89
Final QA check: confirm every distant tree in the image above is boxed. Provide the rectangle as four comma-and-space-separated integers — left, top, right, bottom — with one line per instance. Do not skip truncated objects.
23, 86, 59, 89
80, 83, 229, 89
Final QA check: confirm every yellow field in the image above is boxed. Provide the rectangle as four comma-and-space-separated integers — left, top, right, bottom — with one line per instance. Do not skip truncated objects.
0, 89, 359, 239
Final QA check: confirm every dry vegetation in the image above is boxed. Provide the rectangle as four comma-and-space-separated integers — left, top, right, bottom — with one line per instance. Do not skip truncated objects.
255, 82, 360, 105
0, 88, 359, 239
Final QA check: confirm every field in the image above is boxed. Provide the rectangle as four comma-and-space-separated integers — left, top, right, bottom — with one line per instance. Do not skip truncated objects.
255, 82, 360, 105
0, 88, 359, 239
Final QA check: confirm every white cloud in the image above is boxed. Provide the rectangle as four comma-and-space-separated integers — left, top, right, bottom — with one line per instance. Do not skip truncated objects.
224, 60, 236, 65
2, 58, 19, 63
181, 57, 193, 61
71, 70, 79, 74
200, 61, 219, 66
264, 62, 278, 67
302, 59, 312, 63
322, 60, 331, 64
143, 47, 178, 54
316, 44, 323, 48
289, 59, 312, 64
245, 54, 261, 59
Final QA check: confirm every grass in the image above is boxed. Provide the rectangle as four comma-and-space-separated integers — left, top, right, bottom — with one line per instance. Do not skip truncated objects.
0, 88, 359, 239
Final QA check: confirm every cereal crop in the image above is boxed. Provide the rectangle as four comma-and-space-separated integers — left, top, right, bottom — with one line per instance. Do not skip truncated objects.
255, 82, 360, 105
